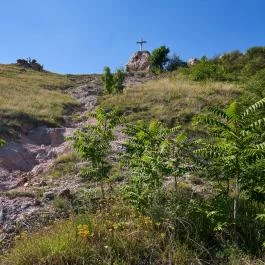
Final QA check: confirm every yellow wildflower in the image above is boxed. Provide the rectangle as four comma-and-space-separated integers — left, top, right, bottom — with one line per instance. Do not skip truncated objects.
77, 224, 90, 239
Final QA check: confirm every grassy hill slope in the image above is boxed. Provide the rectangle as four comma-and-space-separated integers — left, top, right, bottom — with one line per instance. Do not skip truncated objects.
0, 64, 76, 137
1, 68, 265, 265
100, 73, 241, 126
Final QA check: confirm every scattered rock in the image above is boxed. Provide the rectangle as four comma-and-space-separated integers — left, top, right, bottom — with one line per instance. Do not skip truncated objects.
3, 224, 16, 234
33, 199, 41, 206
17, 177, 28, 187
43, 191, 55, 200
59, 189, 72, 199
39, 180, 48, 187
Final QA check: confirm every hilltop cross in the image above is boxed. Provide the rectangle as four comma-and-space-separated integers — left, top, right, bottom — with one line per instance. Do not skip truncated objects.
136, 38, 147, 51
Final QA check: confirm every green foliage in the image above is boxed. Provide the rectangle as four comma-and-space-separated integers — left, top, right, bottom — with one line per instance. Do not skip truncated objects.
100, 74, 240, 127
122, 120, 192, 211
0, 138, 5, 147
188, 58, 227, 81
102, 67, 125, 94
112, 69, 125, 93
247, 68, 265, 98
243, 46, 265, 75
69, 108, 120, 197
102, 66, 113, 94
194, 98, 265, 227
46, 152, 79, 179
218, 50, 244, 78
217, 47, 265, 78
0, 64, 75, 137
149, 45, 170, 72
181, 46, 265, 82
1, 203, 197, 265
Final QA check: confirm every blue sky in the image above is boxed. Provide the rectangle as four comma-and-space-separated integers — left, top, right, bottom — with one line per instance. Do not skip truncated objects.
1, 0, 265, 74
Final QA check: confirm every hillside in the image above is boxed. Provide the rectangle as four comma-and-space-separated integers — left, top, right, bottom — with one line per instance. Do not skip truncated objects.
0, 62, 265, 265
0, 64, 76, 137
101, 73, 241, 126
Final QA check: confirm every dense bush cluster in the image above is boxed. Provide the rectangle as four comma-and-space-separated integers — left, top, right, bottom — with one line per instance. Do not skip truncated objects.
182, 46, 265, 82
65, 97, 265, 263
3, 96, 265, 264
16, 58, 44, 71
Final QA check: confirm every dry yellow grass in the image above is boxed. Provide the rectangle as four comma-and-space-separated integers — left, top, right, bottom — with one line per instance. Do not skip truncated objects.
100, 74, 241, 126
0, 64, 76, 136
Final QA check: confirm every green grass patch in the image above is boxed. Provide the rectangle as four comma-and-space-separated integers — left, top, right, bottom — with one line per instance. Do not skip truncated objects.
0, 201, 195, 265
0, 191, 36, 199
46, 152, 80, 179
1, 194, 265, 265
100, 74, 241, 127
0, 64, 77, 137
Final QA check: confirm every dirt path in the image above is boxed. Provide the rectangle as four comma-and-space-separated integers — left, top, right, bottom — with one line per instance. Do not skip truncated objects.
0, 74, 102, 252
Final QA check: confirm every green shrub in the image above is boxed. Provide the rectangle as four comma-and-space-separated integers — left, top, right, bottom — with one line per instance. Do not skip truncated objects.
243, 47, 265, 75
102, 67, 125, 94
102, 66, 113, 94
247, 68, 265, 98
188, 59, 227, 81
149, 45, 170, 72
112, 68, 125, 93
194, 98, 265, 236
68, 108, 121, 197
121, 120, 193, 211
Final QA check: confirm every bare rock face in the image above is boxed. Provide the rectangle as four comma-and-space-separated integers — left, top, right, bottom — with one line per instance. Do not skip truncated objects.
126, 51, 151, 73
0, 127, 73, 173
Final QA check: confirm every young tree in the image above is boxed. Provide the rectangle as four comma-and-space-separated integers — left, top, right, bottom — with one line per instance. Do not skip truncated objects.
102, 66, 113, 94
112, 69, 125, 93
149, 46, 170, 72
69, 108, 120, 198
102, 67, 125, 94
122, 120, 192, 210
194, 98, 265, 229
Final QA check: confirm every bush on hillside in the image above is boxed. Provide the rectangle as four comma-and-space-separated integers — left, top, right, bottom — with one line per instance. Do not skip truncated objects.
247, 68, 265, 98
112, 69, 125, 93
242, 47, 265, 75
102, 66, 113, 94
16, 58, 44, 71
217, 50, 244, 80
149, 45, 170, 72
187, 58, 227, 81
166, 54, 187, 71
181, 46, 265, 82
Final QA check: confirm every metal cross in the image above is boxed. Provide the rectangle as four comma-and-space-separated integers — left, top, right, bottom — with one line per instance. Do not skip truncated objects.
136, 38, 147, 51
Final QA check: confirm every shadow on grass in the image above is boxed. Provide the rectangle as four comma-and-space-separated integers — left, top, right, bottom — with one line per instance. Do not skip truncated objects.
0, 109, 61, 139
